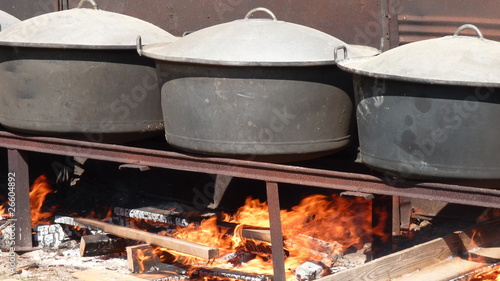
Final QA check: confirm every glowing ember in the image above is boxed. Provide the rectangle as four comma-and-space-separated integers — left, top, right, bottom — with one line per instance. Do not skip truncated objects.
30, 174, 56, 227
467, 264, 500, 281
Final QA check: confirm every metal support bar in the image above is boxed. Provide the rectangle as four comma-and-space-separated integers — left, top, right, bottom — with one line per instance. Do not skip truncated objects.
392, 196, 401, 236
0, 131, 498, 209
266, 181, 287, 281
7, 149, 32, 250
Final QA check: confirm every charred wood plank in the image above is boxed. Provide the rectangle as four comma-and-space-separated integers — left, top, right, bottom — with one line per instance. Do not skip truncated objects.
114, 207, 197, 227
190, 267, 273, 281
127, 244, 188, 277
127, 244, 162, 273
74, 218, 219, 260
80, 234, 138, 257
115, 206, 272, 243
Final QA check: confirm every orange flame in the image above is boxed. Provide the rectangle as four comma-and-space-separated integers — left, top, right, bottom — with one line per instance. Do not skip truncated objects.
0, 204, 6, 217
144, 194, 384, 280
467, 264, 500, 281
30, 175, 56, 227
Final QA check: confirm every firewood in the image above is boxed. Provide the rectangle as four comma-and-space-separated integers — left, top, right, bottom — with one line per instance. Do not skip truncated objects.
127, 244, 162, 273
74, 218, 219, 259
114, 206, 272, 242
114, 207, 197, 227
126, 244, 188, 276
80, 234, 138, 257
190, 267, 273, 281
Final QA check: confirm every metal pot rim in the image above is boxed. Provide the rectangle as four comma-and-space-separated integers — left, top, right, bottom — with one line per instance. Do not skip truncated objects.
139, 41, 378, 67
137, 7, 378, 66
337, 24, 500, 87
338, 59, 500, 87
0, 7, 176, 48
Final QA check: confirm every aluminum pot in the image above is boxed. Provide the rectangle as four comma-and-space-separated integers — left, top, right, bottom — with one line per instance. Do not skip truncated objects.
0, 10, 20, 31
0, 0, 177, 143
338, 24, 500, 179
138, 7, 377, 162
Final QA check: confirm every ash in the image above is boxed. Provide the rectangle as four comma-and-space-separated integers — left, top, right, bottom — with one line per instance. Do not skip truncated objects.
0, 240, 128, 280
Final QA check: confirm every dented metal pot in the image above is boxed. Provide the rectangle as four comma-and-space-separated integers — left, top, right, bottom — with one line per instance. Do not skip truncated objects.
0, 0, 177, 142
338, 24, 500, 179
139, 7, 377, 162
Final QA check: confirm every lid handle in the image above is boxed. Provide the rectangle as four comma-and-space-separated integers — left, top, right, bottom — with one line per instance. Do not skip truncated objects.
244, 8, 277, 21
453, 24, 484, 39
77, 0, 98, 10
334, 45, 348, 62
136, 35, 143, 56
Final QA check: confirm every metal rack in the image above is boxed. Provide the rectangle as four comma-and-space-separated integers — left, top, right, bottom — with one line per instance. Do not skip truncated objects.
3, 130, 500, 280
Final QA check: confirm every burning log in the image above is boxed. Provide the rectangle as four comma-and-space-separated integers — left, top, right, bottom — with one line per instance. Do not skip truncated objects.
115, 206, 272, 243
127, 244, 162, 273
74, 218, 219, 259
54, 215, 105, 235
80, 234, 138, 257
126, 244, 189, 277
114, 207, 196, 227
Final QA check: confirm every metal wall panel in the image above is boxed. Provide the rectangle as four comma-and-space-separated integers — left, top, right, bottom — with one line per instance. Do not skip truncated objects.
397, 0, 500, 44
0, 0, 387, 49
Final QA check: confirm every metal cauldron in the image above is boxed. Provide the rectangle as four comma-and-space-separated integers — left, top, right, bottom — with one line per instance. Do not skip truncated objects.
338, 24, 500, 179
138, 7, 378, 162
0, 0, 177, 143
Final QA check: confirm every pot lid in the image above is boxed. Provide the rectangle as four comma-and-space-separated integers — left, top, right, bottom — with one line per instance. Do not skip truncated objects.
138, 7, 378, 66
337, 24, 500, 86
0, 10, 20, 32
0, 0, 176, 49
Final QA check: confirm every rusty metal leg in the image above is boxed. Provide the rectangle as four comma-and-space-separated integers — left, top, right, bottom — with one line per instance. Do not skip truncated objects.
266, 181, 287, 280
7, 149, 32, 250
392, 196, 401, 237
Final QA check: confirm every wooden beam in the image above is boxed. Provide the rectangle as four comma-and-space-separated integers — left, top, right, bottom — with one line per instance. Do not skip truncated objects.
317, 219, 500, 281
74, 218, 219, 259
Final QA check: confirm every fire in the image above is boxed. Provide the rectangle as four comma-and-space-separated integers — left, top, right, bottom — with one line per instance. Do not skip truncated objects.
467, 264, 500, 281
142, 194, 383, 280
0, 204, 6, 217
30, 174, 56, 227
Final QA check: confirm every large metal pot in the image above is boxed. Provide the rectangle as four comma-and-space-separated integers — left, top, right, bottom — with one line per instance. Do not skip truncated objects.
338, 24, 500, 179
138, 7, 377, 162
0, 10, 20, 31
0, 0, 177, 143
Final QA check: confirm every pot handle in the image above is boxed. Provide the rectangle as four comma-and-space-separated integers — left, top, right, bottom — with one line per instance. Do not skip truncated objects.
334, 45, 348, 61
453, 24, 484, 39
244, 8, 277, 21
136, 35, 143, 56
77, 0, 98, 10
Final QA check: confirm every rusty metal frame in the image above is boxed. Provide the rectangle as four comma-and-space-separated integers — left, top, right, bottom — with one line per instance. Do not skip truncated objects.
3, 130, 500, 276
2, 131, 499, 208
